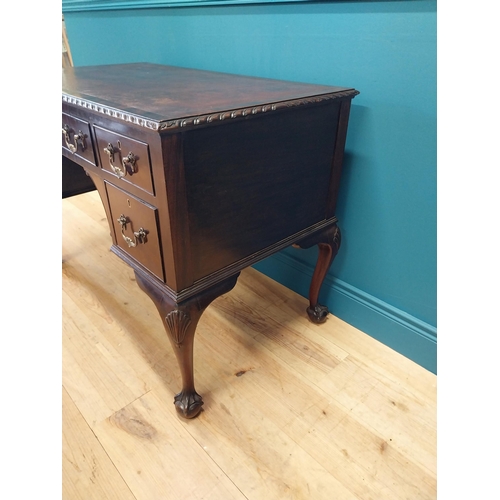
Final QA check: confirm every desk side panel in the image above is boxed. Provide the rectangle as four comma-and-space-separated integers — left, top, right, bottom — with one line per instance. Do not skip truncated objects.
182, 102, 340, 281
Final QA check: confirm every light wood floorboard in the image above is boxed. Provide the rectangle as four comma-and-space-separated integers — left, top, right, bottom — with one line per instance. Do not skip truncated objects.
62, 191, 437, 499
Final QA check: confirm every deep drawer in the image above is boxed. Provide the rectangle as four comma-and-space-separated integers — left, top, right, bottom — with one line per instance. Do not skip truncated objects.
106, 182, 164, 281
95, 126, 154, 196
62, 113, 96, 165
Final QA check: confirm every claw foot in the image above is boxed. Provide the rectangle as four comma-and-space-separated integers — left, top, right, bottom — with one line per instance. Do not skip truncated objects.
306, 304, 329, 324
174, 390, 204, 419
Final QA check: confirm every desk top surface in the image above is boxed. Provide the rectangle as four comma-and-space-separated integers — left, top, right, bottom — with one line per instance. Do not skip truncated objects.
62, 63, 355, 124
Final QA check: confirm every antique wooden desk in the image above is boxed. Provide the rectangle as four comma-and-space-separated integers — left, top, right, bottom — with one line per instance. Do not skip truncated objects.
62, 63, 358, 418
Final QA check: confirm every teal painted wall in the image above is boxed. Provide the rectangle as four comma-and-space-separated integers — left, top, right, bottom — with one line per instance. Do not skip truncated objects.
64, 0, 437, 372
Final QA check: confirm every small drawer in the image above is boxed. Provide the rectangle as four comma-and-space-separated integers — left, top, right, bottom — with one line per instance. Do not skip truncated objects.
106, 182, 164, 281
95, 126, 154, 196
62, 113, 96, 165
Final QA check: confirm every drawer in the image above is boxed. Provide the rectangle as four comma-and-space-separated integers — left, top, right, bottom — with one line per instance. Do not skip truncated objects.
106, 182, 164, 281
95, 126, 154, 195
62, 113, 96, 165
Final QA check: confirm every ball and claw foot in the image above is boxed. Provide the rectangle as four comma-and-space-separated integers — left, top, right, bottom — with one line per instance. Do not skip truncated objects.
174, 390, 204, 419
306, 304, 330, 324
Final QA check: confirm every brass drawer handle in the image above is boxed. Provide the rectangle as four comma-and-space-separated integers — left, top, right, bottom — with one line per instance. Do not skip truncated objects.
117, 214, 148, 248
62, 124, 86, 153
122, 152, 137, 173
104, 143, 137, 179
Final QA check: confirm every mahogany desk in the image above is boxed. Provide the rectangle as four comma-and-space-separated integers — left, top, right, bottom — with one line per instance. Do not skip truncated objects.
62, 63, 359, 418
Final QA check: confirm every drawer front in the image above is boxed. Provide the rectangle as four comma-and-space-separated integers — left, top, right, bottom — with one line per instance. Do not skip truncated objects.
62, 113, 96, 165
106, 182, 164, 281
95, 126, 154, 195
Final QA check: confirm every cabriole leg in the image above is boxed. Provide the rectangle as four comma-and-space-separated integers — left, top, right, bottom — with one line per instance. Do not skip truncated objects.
134, 270, 240, 418
296, 223, 341, 324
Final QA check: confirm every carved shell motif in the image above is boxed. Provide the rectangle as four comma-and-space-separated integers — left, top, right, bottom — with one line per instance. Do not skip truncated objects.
165, 310, 191, 347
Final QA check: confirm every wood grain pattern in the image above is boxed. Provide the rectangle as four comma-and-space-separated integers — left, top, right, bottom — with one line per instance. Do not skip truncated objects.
183, 104, 338, 280
62, 388, 136, 500
62, 191, 437, 499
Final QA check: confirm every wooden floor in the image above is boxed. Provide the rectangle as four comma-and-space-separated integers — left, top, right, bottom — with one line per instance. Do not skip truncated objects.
62, 191, 437, 500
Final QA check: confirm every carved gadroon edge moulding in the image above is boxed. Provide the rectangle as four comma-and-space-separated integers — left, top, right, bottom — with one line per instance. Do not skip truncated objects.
62, 89, 360, 132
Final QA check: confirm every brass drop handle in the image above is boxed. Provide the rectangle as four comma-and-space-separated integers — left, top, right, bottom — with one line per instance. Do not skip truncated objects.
117, 214, 148, 248
62, 125, 86, 153
104, 143, 123, 178
104, 143, 137, 179
122, 152, 137, 173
